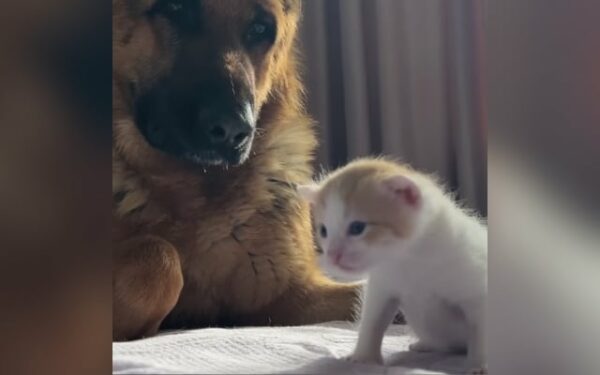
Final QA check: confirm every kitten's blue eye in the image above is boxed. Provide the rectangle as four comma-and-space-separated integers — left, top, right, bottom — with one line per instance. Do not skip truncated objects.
319, 224, 328, 238
348, 221, 366, 236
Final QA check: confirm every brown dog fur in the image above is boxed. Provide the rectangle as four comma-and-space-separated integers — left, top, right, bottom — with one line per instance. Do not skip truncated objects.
112, 0, 359, 341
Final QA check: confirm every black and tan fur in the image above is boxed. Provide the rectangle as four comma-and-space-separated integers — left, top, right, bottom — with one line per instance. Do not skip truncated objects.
112, 0, 359, 341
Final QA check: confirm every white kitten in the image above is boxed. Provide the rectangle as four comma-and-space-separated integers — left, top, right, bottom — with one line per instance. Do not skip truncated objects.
298, 158, 487, 374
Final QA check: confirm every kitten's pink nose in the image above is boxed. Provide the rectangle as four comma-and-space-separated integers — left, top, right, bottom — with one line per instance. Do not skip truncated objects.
328, 248, 344, 264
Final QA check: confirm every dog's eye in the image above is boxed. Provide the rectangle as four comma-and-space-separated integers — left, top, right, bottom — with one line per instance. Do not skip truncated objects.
245, 18, 276, 48
151, 0, 199, 31
348, 221, 367, 236
155, 0, 186, 15
319, 224, 328, 239
249, 22, 267, 37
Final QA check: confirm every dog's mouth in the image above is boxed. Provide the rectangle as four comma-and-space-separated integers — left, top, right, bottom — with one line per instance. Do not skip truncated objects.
137, 119, 255, 167
181, 136, 254, 167
141, 127, 255, 168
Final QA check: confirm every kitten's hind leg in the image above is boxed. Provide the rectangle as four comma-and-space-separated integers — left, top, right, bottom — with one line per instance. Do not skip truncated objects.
347, 282, 400, 365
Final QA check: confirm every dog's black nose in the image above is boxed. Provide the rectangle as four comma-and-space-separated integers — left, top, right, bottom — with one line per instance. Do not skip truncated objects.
207, 119, 252, 148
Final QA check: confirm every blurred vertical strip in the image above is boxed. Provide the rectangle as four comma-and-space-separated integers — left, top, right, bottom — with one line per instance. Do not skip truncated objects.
0, 1, 111, 374
487, 0, 600, 202
487, 0, 600, 374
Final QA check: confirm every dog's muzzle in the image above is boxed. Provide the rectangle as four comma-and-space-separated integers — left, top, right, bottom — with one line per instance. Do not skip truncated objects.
135, 83, 256, 167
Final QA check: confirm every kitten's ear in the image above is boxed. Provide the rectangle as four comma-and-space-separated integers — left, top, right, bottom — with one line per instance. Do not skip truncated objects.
381, 175, 421, 209
297, 183, 320, 205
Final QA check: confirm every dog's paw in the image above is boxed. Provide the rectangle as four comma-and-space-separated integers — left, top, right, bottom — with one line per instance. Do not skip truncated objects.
342, 351, 383, 365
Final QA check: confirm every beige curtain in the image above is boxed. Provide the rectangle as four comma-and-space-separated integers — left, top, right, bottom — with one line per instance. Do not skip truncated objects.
299, 0, 487, 215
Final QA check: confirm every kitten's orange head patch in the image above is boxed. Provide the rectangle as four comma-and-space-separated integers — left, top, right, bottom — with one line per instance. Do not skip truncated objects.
298, 158, 425, 277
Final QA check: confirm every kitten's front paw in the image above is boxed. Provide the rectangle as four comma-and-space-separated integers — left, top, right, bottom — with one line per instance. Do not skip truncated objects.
466, 352, 487, 374
409, 341, 436, 353
468, 366, 487, 375
343, 351, 383, 365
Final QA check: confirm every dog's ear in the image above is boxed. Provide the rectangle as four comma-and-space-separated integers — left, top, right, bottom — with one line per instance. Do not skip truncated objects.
297, 183, 320, 205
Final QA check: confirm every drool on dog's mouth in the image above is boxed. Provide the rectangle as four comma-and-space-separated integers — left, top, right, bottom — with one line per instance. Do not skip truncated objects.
144, 134, 255, 167
183, 151, 227, 166
181, 145, 252, 167
137, 117, 256, 167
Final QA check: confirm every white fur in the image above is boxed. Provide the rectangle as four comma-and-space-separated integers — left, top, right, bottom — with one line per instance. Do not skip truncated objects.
316, 175, 488, 373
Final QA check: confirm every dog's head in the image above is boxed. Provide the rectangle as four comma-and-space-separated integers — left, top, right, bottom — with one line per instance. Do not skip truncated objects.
114, 0, 301, 167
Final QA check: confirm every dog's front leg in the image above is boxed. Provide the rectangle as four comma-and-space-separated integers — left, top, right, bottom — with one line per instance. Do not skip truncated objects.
248, 276, 363, 325
113, 235, 183, 341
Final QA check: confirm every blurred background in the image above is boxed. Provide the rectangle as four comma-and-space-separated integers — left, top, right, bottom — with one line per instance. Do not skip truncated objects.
1, 0, 599, 374
299, 0, 487, 215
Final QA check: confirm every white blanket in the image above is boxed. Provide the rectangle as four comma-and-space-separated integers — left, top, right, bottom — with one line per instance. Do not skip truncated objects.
113, 322, 468, 374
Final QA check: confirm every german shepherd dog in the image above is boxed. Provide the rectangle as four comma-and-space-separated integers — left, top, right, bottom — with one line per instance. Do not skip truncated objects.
113, 0, 359, 341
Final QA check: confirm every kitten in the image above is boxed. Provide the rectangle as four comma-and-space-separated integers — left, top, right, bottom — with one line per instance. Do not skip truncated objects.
298, 158, 487, 374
